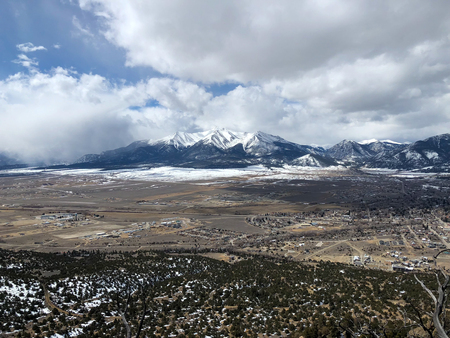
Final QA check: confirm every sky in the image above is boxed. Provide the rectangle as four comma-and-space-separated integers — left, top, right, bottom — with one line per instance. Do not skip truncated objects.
1, 0, 450, 163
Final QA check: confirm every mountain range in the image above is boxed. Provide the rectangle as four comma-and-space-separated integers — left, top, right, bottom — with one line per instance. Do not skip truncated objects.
70, 128, 450, 172
2, 129, 450, 172
75, 129, 329, 169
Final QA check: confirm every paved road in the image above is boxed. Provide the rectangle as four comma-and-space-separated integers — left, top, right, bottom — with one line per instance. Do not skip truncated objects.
430, 212, 450, 249
407, 225, 424, 247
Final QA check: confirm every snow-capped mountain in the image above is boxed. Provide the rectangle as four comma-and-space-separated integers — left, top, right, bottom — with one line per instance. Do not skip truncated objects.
75, 128, 330, 168
326, 140, 374, 161
156, 130, 246, 150
154, 129, 322, 156
363, 140, 404, 154
368, 133, 450, 171
290, 154, 336, 167
358, 139, 402, 145
71, 130, 450, 172
325, 139, 405, 163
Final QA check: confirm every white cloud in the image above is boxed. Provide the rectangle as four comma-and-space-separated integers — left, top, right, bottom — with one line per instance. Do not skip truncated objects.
198, 86, 287, 132
5, 0, 450, 163
71, 0, 450, 147
78, 0, 450, 83
16, 42, 47, 53
53, 44, 61, 49
146, 78, 212, 114
72, 15, 94, 37
12, 54, 39, 69
0, 65, 233, 163
0, 68, 149, 163
1, 66, 450, 163
263, 36, 450, 115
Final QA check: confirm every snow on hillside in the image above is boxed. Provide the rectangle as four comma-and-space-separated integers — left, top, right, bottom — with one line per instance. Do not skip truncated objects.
201, 129, 248, 149
149, 128, 295, 154
158, 131, 207, 149
291, 154, 324, 167
358, 139, 403, 145
358, 139, 379, 145
155, 129, 246, 150
0, 165, 345, 183
380, 140, 403, 145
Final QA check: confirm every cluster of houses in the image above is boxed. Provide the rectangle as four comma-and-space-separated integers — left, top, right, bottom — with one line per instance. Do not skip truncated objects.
352, 255, 372, 266
388, 252, 431, 272
378, 240, 405, 246
40, 213, 81, 222
80, 219, 187, 242
39, 213, 86, 227
352, 250, 433, 272
81, 227, 146, 240
160, 218, 183, 229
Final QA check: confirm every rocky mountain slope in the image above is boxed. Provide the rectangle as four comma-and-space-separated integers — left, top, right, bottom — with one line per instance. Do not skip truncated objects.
325, 139, 405, 162
75, 128, 332, 168
368, 133, 450, 171
62, 131, 450, 172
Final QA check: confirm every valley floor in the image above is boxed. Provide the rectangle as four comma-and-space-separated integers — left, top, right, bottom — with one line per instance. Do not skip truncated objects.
1, 167, 450, 336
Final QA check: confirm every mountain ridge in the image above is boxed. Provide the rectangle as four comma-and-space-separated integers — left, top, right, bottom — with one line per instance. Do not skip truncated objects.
367, 133, 450, 171
5, 130, 450, 172
73, 130, 450, 172
75, 128, 331, 169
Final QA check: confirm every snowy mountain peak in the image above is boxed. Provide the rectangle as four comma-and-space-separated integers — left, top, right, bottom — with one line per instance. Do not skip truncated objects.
150, 128, 299, 155
380, 140, 403, 145
358, 139, 379, 145
159, 131, 205, 149
254, 130, 281, 141
237, 131, 285, 154
200, 129, 247, 149
77, 129, 450, 171
155, 129, 250, 150
358, 139, 402, 145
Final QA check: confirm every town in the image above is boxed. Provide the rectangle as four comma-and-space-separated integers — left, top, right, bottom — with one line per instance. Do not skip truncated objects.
1, 170, 450, 272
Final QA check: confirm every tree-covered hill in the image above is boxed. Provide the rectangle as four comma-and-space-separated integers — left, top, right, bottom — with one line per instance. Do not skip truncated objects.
0, 249, 442, 337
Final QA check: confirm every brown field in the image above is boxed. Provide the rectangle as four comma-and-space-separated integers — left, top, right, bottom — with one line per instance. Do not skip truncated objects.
1, 170, 449, 270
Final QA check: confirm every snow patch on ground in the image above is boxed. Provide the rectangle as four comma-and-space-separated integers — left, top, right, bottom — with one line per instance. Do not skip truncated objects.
361, 168, 399, 174
424, 151, 439, 160
405, 151, 422, 161
0, 165, 347, 183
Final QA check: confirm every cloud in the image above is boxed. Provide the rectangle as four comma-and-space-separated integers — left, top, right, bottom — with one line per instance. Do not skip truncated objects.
16, 42, 47, 53
78, 0, 450, 83
1, 66, 449, 163
0, 68, 148, 163
72, 0, 450, 146
3, 1, 450, 162
198, 86, 287, 132
0, 67, 219, 163
141, 81, 450, 146
146, 78, 212, 114
0, 67, 278, 163
53, 44, 61, 49
12, 54, 39, 69
264, 45, 450, 113
72, 15, 94, 38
